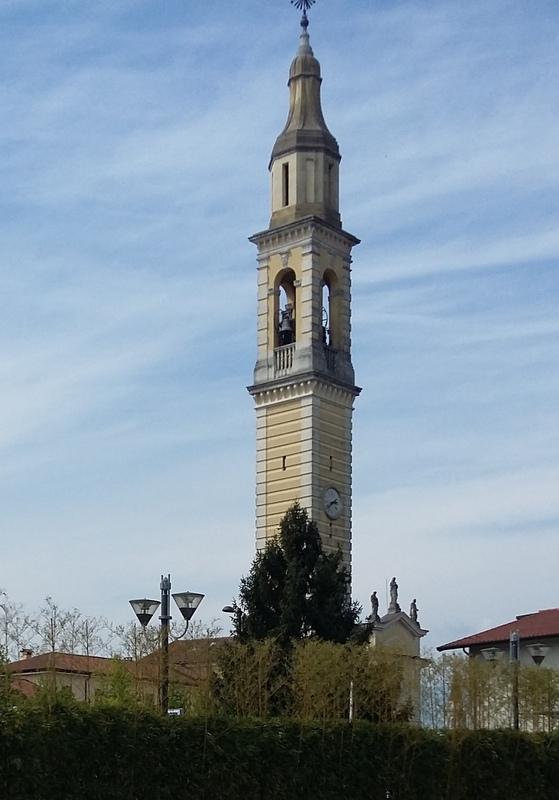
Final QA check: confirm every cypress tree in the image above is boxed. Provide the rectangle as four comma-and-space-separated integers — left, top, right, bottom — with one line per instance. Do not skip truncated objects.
232, 503, 360, 644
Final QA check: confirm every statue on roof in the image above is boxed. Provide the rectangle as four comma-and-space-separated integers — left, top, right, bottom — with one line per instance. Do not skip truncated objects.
409, 598, 419, 624
369, 591, 381, 624
388, 577, 401, 614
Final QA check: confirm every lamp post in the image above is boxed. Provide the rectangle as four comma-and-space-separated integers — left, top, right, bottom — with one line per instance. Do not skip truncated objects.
130, 575, 204, 714
510, 630, 520, 731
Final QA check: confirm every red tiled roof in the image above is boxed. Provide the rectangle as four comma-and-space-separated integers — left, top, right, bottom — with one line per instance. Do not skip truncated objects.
8, 639, 231, 685
7, 651, 118, 675
137, 637, 230, 685
438, 608, 559, 652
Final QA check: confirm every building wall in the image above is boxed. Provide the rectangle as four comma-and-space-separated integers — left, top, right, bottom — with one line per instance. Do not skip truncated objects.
469, 637, 559, 668
313, 391, 353, 558
251, 220, 358, 562
11, 670, 94, 701
255, 397, 304, 547
371, 625, 422, 660
370, 621, 425, 723
254, 380, 354, 557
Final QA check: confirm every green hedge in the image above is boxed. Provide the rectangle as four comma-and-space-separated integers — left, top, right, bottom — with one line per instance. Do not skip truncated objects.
1, 705, 558, 799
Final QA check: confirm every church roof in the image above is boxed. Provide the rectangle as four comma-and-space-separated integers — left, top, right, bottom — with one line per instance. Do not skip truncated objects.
375, 611, 428, 639
438, 608, 559, 651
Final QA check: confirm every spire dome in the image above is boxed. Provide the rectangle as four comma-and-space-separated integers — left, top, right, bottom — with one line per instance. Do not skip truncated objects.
289, 19, 319, 79
268, 12, 342, 229
270, 18, 340, 167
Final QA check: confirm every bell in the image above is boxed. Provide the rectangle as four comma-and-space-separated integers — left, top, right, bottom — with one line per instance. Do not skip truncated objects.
279, 304, 294, 346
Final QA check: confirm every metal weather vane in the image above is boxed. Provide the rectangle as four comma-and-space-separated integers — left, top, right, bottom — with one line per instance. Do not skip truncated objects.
291, 0, 316, 28
291, 0, 316, 10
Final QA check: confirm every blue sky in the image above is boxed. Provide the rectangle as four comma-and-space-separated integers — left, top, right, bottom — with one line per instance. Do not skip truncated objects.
1, 0, 558, 649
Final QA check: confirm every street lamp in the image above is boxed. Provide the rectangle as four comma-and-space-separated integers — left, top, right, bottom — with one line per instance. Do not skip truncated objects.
526, 643, 551, 666
222, 605, 244, 636
129, 598, 160, 629
130, 575, 204, 714
480, 647, 501, 663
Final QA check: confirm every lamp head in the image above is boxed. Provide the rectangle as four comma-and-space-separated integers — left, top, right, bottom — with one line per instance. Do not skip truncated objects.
527, 643, 551, 666
129, 598, 160, 628
172, 591, 204, 622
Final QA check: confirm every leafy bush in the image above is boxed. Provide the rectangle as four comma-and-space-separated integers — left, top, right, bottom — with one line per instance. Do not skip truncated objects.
212, 639, 414, 722
1, 704, 558, 800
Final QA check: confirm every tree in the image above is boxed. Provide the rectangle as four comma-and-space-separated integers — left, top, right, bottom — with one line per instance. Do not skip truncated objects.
0, 591, 35, 662
94, 659, 140, 708
233, 503, 360, 645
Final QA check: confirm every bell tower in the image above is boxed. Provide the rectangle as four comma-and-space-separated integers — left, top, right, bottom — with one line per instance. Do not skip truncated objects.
248, 7, 360, 568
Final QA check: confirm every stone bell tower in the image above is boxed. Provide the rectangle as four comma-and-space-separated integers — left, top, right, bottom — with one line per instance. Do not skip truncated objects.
248, 9, 360, 568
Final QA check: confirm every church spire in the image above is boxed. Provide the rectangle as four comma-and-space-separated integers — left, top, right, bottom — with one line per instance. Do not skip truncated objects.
269, 6, 341, 229
248, 1, 360, 570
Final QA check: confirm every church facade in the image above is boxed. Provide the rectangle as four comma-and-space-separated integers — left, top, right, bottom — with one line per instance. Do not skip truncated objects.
248, 14, 360, 568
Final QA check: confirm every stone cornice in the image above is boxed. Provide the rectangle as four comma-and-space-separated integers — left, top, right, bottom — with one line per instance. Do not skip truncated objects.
249, 216, 360, 253
373, 612, 429, 640
247, 371, 362, 407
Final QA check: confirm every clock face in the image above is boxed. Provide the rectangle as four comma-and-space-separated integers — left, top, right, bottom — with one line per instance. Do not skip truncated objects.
323, 487, 342, 520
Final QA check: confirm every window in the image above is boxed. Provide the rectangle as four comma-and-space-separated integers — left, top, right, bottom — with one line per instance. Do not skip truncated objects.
282, 163, 289, 207
327, 163, 334, 203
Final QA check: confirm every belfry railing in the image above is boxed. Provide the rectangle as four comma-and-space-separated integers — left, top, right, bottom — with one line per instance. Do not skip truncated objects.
274, 343, 295, 377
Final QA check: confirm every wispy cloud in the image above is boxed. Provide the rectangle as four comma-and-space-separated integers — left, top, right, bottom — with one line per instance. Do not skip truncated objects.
1, 0, 557, 644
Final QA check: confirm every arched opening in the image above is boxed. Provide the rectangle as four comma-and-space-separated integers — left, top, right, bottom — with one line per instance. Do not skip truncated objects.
321, 281, 331, 346
276, 269, 296, 348
321, 269, 338, 348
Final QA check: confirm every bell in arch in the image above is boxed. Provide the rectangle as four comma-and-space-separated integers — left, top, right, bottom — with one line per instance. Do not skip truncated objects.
279, 302, 295, 346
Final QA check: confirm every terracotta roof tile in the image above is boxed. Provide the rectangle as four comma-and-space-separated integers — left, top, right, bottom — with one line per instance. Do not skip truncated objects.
136, 637, 230, 686
438, 608, 559, 651
7, 638, 232, 687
